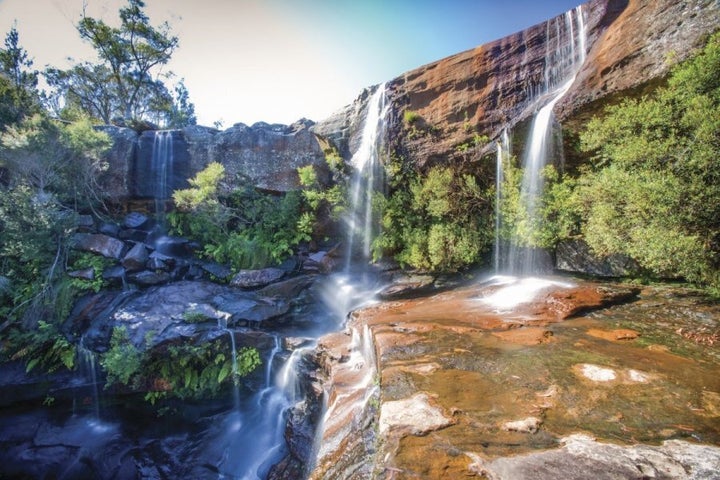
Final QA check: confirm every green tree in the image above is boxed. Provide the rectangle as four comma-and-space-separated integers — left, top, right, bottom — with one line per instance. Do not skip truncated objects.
546, 31, 720, 287
0, 25, 40, 129
375, 162, 493, 272
45, 0, 194, 127
0, 25, 38, 93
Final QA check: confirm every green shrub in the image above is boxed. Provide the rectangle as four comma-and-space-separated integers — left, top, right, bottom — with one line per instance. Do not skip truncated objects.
101, 326, 141, 386
374, 162, 493, 272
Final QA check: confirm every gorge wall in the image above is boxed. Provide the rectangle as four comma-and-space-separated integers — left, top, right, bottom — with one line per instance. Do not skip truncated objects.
313, 0, 720, 169
100, 119, 327, 202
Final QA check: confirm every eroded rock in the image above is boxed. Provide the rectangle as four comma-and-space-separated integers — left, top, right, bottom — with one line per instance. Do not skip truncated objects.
379, 393, 454, 435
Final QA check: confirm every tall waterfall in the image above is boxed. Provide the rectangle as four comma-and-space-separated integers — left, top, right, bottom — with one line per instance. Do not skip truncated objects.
494, 129, 510, 273
345, 83, 390, 267
151, 130, 174, 219
504, 6, 587, 274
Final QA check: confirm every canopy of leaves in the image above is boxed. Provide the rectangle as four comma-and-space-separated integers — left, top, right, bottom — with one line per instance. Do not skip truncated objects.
375, 160, 493, 272
45, 0, 195, 127
505, 32, 720, 287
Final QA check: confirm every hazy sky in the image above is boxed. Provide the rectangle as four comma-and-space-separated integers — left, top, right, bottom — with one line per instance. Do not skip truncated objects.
0, 0, 582, 127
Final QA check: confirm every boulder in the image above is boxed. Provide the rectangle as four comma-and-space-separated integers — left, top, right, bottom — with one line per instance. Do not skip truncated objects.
556, 239, 640, 277
102, 266, 126, 284
128, 270, 171, 286
123, 212, 150, 229
212, 293, 289, 325
200, 262, 232, 281
98, 222, 120, 237
121, 243, 149, 273
78, 280, 290, 352
70, 233, 125, 260
67, 267, 95, 281
377, 274, 435, 300
230, 268, 285, 289
74, 215, 94, 231
302, 251, 336, 274
152, 235, 195, 258
257, 275, 316, 299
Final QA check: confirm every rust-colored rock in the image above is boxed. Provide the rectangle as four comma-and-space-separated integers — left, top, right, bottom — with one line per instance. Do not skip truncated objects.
315, 0, 720, 171
587, 328, 639, 341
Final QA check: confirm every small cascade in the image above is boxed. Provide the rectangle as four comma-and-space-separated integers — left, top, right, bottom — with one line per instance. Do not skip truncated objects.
76, 340, 101, 420
265, 335, 282, 388
505, 5, 587, 274
345, 83, 390, 267
151, 130, 174, 221
228, 346, 312, 480
217, 318, 241, 411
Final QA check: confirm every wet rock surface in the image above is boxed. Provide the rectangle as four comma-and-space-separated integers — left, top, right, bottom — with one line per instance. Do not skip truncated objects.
306, 278, 720, 479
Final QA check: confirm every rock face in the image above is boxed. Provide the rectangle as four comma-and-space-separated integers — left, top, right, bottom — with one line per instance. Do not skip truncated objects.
301, 279, 720, 479
557, 0, 720, 122
312, 0, 720, 168
98, 120, 327, 201
96, 126, 136, 201
556, 238, 640, 277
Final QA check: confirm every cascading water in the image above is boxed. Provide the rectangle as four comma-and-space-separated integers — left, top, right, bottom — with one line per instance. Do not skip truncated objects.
151, 130, 174, 221
504, 6, 587, 274
345, 83, 390, 267
494, 129, 510, 273
76, 339, 101, 421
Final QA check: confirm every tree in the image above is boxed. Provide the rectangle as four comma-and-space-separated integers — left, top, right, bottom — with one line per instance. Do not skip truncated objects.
0, 25, 40, 129
46, 0, 195, 127
0, 24, 38, 92
543, 31, 720, 287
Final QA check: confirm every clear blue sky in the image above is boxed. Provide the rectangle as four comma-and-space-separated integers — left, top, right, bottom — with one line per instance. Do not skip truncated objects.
0, 0, 583, 126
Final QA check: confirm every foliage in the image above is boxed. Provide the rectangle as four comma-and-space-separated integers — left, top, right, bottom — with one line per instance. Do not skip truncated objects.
374, 159, 493, 272
67, 251, 113, 293
143, 339, 260, 401
528, 31, 720, 287
169, 163, 309, 270
0, 114, 112, 371
298, 164, 346, 220
403, 110, 421, 125
0, 114, 111, 209
100, 326, 260, 402
0, 26, 40, 129
101, 326, 142, 386
44, 0, 194, 127
8, 321, 75, 373
182, 310, 210, 323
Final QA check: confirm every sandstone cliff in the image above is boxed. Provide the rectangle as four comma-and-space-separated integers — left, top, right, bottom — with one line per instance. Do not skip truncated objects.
100, 119, 327, 201
314, 0, 720, 169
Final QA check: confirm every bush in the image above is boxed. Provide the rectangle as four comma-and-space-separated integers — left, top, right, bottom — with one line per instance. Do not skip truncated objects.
374, 162, 493, 272
536, 31, 720, 287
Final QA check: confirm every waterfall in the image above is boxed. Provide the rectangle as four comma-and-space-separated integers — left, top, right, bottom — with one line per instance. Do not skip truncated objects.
76, 341, 101, 421
151, 130, 174, 220
505, 5, 587, 274
345, 83, 390, 267
494, 129, 510, 273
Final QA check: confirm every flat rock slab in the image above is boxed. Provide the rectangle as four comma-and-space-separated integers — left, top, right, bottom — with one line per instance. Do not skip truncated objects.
477, 434, 720, 480
309, 280, 720, 479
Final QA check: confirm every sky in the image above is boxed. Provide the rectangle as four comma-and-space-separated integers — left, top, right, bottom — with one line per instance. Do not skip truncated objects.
0, 0, 583, 127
